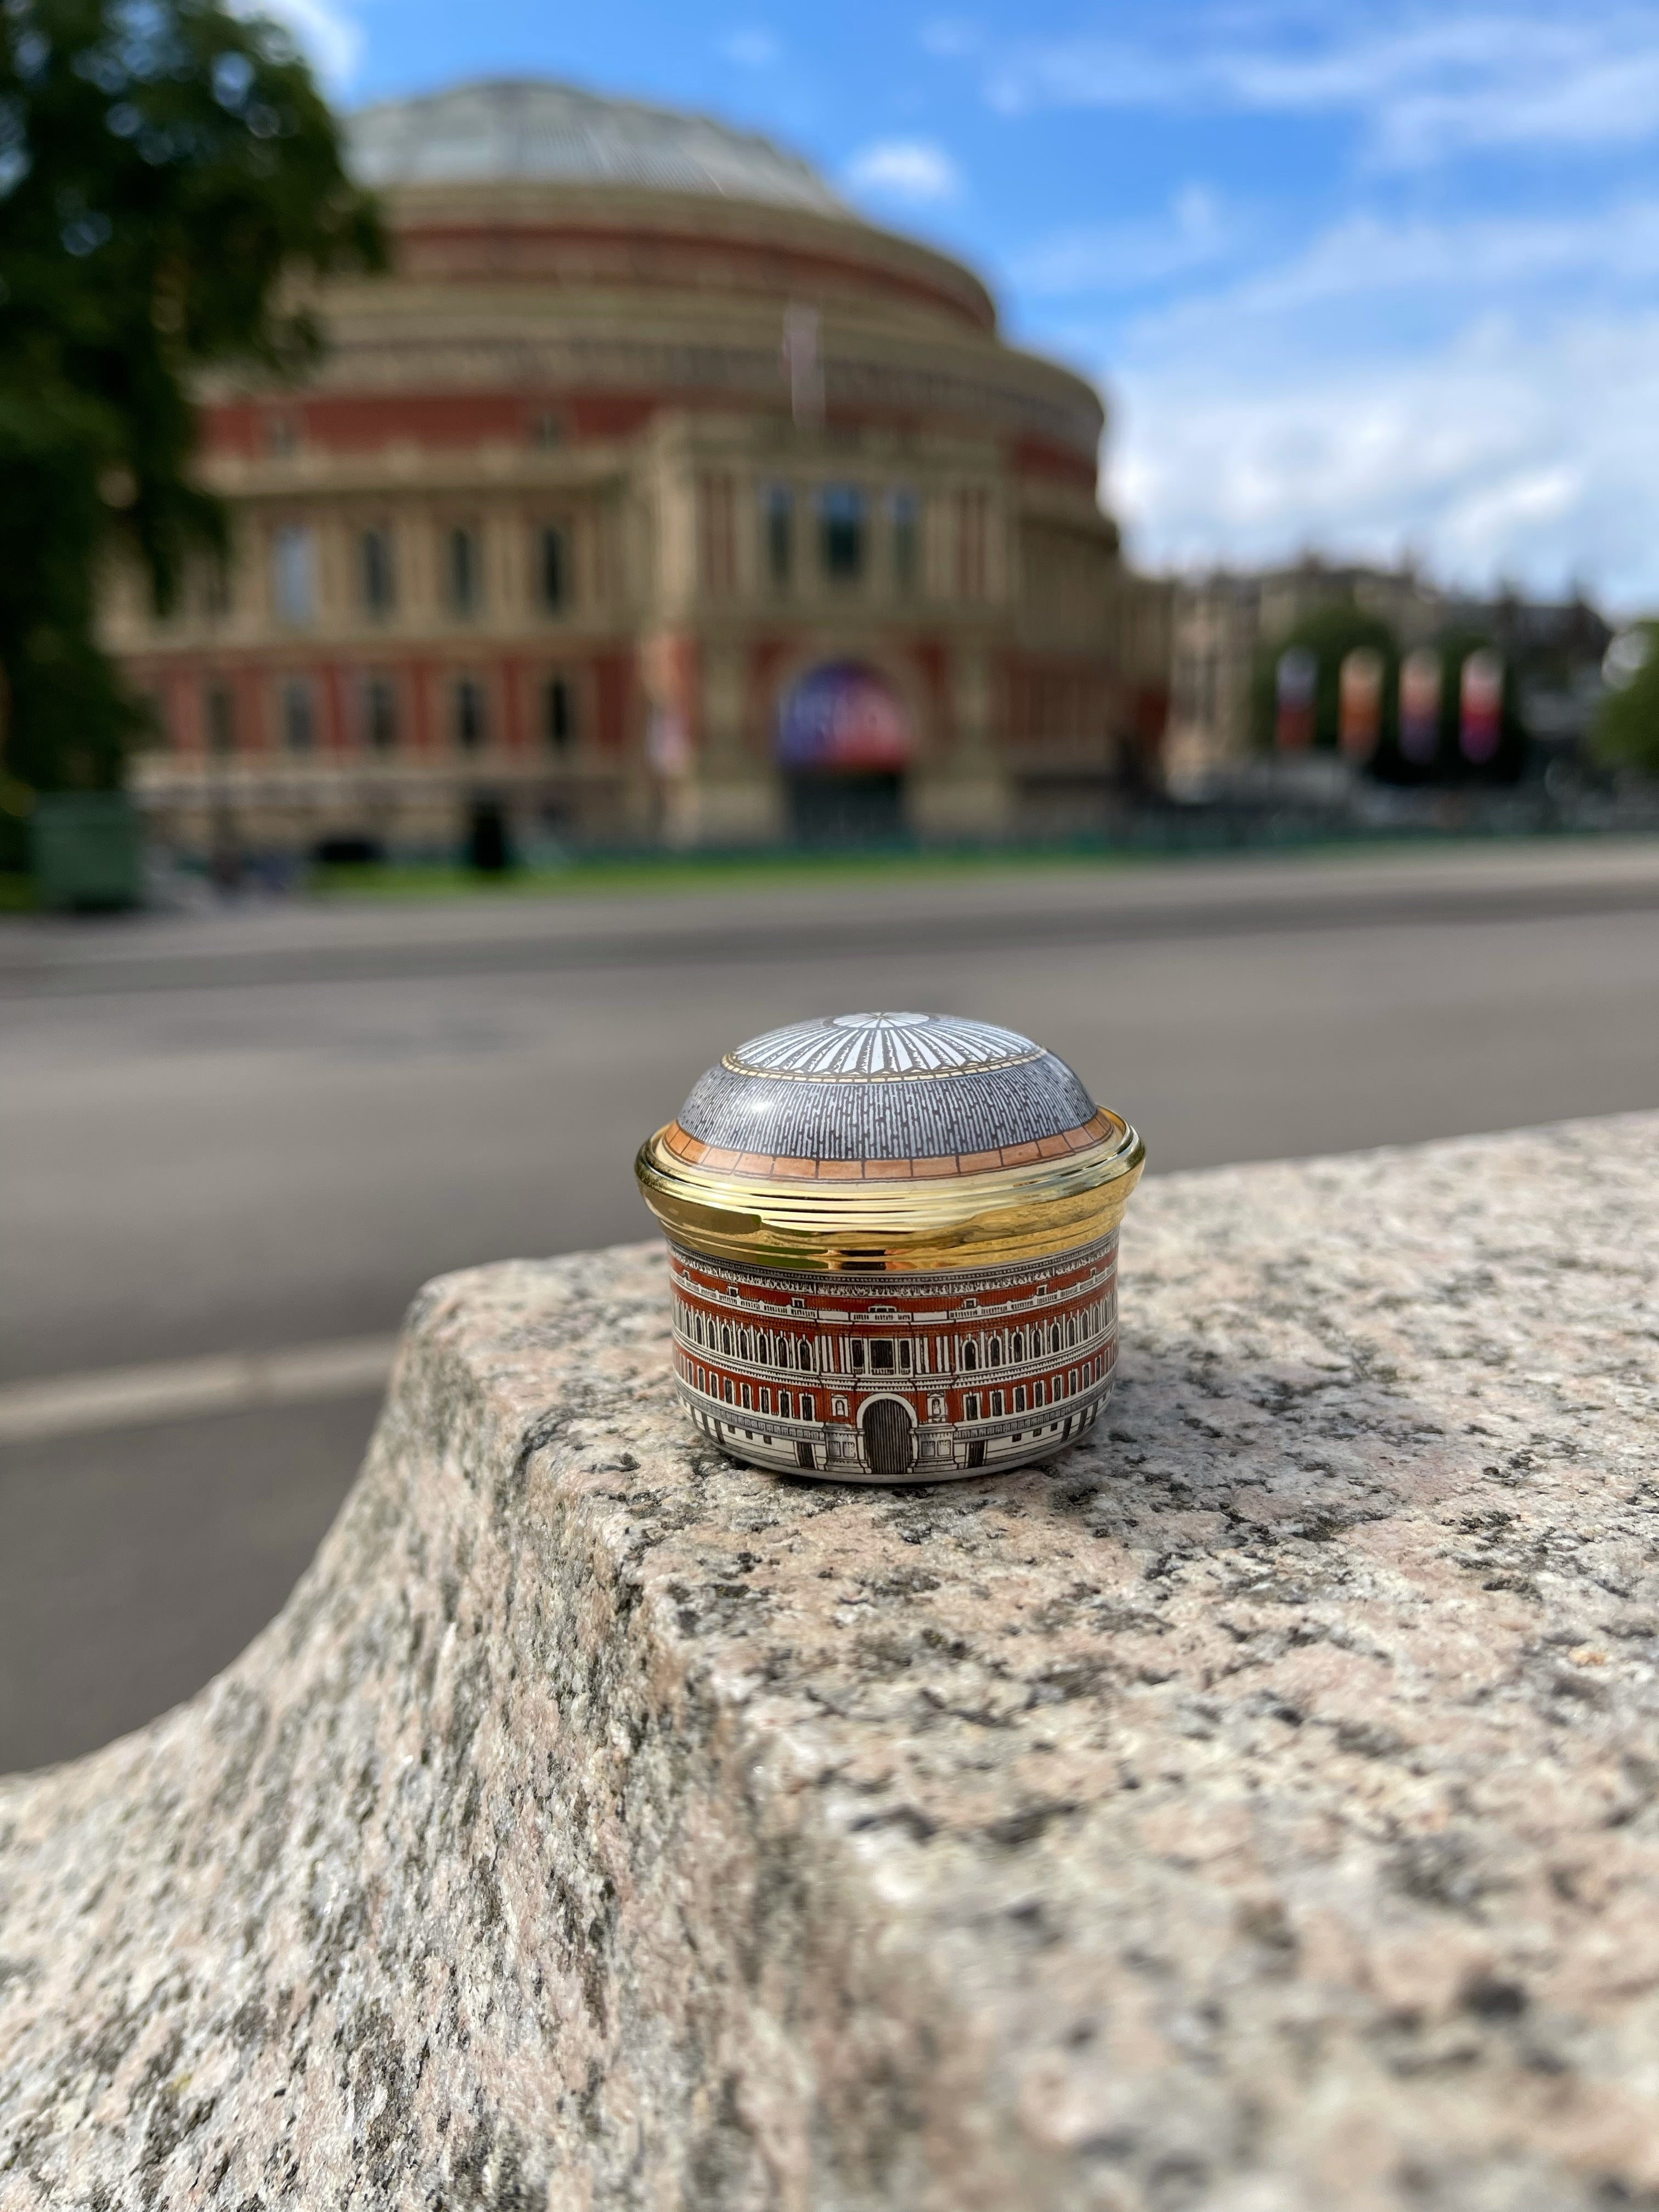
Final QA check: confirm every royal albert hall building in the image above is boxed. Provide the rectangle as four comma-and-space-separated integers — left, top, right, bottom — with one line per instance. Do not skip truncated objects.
105, 80, 1169, 854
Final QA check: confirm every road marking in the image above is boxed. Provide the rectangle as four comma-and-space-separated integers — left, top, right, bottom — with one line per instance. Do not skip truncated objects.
0, 1336, 399, 1445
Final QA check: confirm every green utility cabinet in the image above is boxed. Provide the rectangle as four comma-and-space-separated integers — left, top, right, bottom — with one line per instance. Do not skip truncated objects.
30, 793, 145, 912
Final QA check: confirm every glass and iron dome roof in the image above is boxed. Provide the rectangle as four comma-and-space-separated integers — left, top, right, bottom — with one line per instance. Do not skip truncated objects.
675, 1012, 1102, 1165
347, 78, 846, 214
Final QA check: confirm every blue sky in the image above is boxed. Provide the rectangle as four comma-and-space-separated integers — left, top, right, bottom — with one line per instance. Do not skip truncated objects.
270, 0, 1659, 611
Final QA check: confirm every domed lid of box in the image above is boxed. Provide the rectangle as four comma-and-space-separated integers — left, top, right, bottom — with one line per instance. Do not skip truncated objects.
637, 1012, 1144, 1273
674, 1011, 1103, 1168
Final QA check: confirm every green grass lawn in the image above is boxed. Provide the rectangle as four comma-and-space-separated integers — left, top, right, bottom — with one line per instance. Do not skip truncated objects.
306, 843, 1173, 904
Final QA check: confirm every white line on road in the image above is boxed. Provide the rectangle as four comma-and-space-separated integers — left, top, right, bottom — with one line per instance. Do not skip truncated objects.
0, 1336, 399, 1446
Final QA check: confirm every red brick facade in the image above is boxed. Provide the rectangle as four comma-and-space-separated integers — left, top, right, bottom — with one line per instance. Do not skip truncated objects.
668, 1234, 1119, 1481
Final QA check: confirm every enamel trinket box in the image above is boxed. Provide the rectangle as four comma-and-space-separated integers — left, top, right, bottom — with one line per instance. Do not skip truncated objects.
636, 1012, 1144, 1484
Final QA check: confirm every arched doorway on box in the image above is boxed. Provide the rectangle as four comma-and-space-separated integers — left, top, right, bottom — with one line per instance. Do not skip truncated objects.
776, 661, 913, 845
860, 1396, 916, 1480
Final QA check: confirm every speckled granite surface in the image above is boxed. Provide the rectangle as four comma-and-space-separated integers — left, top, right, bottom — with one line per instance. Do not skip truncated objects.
2, 1116, 1657, 2212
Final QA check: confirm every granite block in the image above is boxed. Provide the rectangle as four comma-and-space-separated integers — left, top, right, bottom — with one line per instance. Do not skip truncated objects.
2, 1115, 1656, 2210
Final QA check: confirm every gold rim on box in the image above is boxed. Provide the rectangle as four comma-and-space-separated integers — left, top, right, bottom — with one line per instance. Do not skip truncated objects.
635, 1115, 1146, 1273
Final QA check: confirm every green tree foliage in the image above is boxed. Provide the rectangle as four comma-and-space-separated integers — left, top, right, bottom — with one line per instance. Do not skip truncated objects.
1594, 624, 1659, 778
0, 0, 383, 798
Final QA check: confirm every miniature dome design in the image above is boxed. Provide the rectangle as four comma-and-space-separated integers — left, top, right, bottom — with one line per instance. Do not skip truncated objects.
675, 1011, 1105, 1168
635, 1011, 1146, 1486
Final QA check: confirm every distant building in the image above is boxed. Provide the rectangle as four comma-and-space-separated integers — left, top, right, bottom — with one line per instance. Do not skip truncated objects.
1164, 554, 1611, 783
106, 80, 1166, 857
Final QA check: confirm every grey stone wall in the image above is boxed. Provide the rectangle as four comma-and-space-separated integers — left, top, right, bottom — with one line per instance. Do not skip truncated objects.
2, 1115, 1656, 2210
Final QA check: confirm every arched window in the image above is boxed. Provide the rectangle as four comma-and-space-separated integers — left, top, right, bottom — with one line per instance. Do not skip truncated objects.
1066, 1316, 1077, 1346
271, 524, 314, 626
962, 1340, 978, 1370
538, 524, 568, 612
797, 1338, 813, 1370
988, 1338, 1003, 1366
544, 677, 575, 754
1051, 1325, 1063, 1356
721, 1325, 732, 1356
1010, 1331, 1024, 1362
447, 526, 481, 615
776, 1337, 791, 1368
817, 484, 865, 580
455, 678, 486, 751
360, 527, 395, 617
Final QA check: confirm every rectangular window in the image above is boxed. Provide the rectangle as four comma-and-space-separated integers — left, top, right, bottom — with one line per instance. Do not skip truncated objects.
760, 1388, 771, 1414
271, 525, 314, 626
360, 528, 395, 618
447, 526, 481, 616
761, 483, 793, 587
850, 1340, 867, 1371
1067, 1369, 1077, 1396
365, 675, 398, 753
890, 488, 919, 592
544, 676, 575, 753
538, 525, 568, 612
1014, 1385, 1027, 1413
870, 1340, 895, 1372
991, 1390, 1005, 1417
779, 1390, 791, 1418
800, 1393, 813, 1420
204, 682, 235, 756
898, 1341, 913, 1372
455, 677, 486, 752
741, 1384, 752, 1410
964, 1393, 980, 1420
1034, 1380, 1046, 1408
819, 484, 865, 580
280, 677, 313, 752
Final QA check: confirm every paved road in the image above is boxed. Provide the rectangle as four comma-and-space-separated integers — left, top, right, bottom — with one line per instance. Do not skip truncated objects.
5, 840, 1658, 1767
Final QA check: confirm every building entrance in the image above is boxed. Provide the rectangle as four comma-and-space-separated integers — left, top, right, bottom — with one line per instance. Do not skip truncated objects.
861, 1399, 915, 1480
777, 662, 912, 847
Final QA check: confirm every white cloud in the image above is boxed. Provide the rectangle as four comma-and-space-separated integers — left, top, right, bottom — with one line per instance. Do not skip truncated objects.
1017, 184, 1233, 296
961, 5, 1659, 168
1104, 302, 1659, 609
234, 0, 364, 90
720, 27, 781, 70
844, 139, 963, 205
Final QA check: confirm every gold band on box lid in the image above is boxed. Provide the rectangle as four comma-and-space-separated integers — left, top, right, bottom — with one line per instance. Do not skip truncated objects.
636, 1112, 1144, 1272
